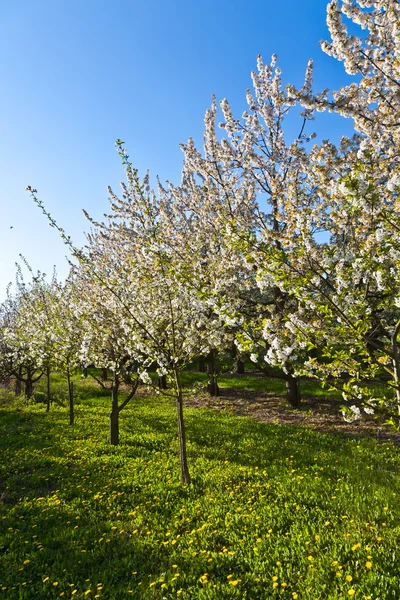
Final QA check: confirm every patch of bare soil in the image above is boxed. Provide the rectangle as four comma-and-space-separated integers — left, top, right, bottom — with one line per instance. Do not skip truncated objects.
184, 384, 400, 446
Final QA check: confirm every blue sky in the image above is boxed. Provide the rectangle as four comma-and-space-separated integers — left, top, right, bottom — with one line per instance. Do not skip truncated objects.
0, 0, 356, 296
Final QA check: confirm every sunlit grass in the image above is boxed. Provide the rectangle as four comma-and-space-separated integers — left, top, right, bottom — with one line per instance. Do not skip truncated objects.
1, 380, 399, 599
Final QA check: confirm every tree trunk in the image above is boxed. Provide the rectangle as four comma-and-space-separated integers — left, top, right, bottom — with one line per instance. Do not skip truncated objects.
206, 349, 219, 397
173, 367, 190, 485
110, 373, 119, 446
67, 370, 74, 425
198, 356, 206, 372
391, 320, 400, 416
237, 358, 245, 374
46, 365, 51, 413
158, 374, 167, 390
284, 372, 301, 408
14, 376, 22, 397
101, 368, 108, 381
82, 367, 88, 378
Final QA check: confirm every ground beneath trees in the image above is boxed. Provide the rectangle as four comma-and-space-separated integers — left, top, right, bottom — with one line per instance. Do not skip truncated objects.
183, 374, 400, 446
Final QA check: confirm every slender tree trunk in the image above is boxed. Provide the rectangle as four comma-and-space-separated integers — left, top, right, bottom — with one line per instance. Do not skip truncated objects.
394, 379, 400, 417
391, 320, 400, 416
67, 370, 74, 425
206, 349, 219, 397
15, 376, 22, 397
158, 374, 167, 390
198, 355, 206, 372
82, 367, 88, 378
101, 368, 108, 381
237, 358, 245, 374
173, 367, 190, 485
284, 372, 301, 408
46, 365, 51, 413
110, 373, 119, 446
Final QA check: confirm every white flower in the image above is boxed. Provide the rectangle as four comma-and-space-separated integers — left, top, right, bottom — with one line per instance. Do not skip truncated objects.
387, 173, 400, 192
342, 405, 361, 423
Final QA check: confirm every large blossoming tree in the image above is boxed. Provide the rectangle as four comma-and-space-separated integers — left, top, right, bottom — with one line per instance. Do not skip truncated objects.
268, 0, 400, 417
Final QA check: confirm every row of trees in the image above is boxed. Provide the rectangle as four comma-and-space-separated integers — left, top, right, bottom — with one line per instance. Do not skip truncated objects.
1, 0, 399, 483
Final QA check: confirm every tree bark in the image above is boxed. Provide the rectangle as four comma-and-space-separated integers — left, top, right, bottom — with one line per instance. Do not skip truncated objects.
158, 374, 167, 390
391, 319, 400, 416
173, 368, 190, 485
46, 365, 51, 413
236, 358, 245, 374
67, 370, 74, 425
284, 372, 301, 408
110, 373, 119, 446
198, 355, 206, 372
14, 376, 22, 397
206, 349, 219, 397
101, 368, 108, 381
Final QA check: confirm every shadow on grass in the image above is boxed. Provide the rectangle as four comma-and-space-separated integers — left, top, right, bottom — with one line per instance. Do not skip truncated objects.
1, 393, 400, 599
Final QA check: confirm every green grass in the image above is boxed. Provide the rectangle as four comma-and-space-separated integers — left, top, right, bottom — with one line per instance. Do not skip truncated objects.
1, 380, 400, 599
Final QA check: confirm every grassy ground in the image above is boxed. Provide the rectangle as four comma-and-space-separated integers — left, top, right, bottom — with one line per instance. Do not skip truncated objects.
1, 378, 400, 599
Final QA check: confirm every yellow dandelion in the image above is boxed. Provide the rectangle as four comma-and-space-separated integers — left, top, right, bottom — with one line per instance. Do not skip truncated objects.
346, 575, 353, 582
348, 591, 356, 597
365, 561, 372, 569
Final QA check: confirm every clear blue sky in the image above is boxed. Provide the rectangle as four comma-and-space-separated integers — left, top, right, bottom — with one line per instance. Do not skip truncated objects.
0, 0, 355, 296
